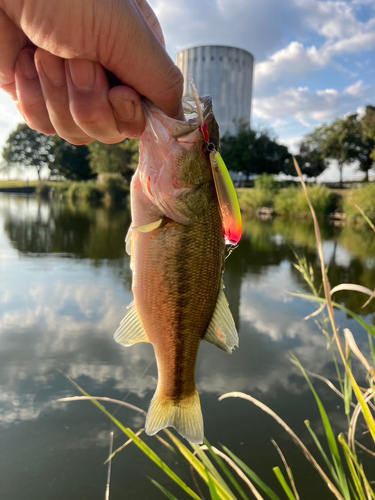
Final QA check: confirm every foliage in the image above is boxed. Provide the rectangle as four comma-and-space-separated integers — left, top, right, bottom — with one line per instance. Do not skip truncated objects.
35, 181, 70, 198
51, 137, 93, 181
237, 188, 275, 214
2, 123, 54, 179
254, 173, 279, 193
295, 134, 329, 180
88, 139, 139, 182
301, 110, 375, 185
96, 173, 129, 204
342, 183, 375, 222
274, 185, 335, 217
221, 120, 290, 178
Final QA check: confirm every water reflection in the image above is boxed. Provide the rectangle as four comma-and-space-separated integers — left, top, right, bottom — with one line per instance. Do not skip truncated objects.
0, 194, 374, 499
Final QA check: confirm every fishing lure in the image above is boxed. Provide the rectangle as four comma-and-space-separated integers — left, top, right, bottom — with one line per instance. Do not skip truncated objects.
189, 76, 242, 245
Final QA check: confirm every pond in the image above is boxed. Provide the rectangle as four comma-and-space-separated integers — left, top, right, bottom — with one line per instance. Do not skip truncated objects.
0, 193, 374, 499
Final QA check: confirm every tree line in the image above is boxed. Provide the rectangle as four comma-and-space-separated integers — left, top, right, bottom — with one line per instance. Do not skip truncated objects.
221, 105, 375, 185
1, 123, 139, 181
2, 105, 375, 184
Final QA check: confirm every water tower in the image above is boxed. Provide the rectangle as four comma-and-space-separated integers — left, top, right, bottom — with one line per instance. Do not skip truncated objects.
176, 45, 254, 136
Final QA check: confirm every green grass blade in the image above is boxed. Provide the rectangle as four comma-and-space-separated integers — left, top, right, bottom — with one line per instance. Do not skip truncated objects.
339, 443, 366, 500
344, 352, 352, 416
290, 293, 375, 338
339, 434, 375, 500
165, 430, 233, 500
222, 446, 281, 500
150, 479, 179, 500
291, 355, 350, 500
272, 467, 296, 500
191, 444, 234, 497
64, 375, 201, 500
369, 334, 375, 368
204, 440, 250, 500
207, 470, 222, 500
304, 420, 340, 485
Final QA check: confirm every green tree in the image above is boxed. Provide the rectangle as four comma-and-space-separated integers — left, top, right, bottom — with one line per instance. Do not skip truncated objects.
296, 133, 329, 181
2, 124, 54, 179
362, 105, 375, 171
220, 120, 289, 179
51, 136, 93, 180
88, 139, 139, 182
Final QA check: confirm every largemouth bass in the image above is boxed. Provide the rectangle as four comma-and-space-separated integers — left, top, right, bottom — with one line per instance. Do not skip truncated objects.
114, 95, 240, 444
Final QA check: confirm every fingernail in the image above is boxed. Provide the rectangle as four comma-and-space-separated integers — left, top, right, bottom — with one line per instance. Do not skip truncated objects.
110, 99, 136, 121
38, 56, 65, 86
68, 59, 96, 91
18, 49, 37, 80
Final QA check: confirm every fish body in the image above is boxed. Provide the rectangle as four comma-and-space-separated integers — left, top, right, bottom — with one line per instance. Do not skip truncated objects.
115, 97, 239, 444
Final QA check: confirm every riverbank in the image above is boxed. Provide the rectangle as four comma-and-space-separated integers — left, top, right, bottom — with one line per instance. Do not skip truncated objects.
238, 182, 375, 223
2, 179, 374, 223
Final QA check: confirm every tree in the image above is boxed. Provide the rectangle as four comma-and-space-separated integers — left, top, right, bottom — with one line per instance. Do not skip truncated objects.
220, 120, 289, 179
296, 133, 329, 181
2, 124, 54, 179
362, 105, 375, 173
51, 137, 93, 180
88, 139, 139, 182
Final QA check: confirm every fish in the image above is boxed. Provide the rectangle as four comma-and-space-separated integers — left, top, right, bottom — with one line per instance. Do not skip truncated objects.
114, 92, 241, 444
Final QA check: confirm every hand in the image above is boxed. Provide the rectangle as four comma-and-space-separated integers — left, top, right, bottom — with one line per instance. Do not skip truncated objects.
0, 0, 184, 145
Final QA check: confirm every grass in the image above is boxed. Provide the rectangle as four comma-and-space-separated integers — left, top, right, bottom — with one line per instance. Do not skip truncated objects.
238, 184, 336, 218
57, 158, 375, 499
342, 184, 375, 223
0, 180, 39, 189
274, 184, 335, 217
35, 174, 130, 204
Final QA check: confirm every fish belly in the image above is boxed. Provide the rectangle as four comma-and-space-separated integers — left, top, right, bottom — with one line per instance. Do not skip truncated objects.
132, 197, 224, 443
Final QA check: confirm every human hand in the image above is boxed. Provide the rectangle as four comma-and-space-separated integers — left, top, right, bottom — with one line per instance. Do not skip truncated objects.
0, 0, 183, 145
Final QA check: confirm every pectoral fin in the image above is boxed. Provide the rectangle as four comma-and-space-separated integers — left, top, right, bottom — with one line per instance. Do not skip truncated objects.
203, 289, 239, 353
114, 301, 149, 346
134, 218, 166, 233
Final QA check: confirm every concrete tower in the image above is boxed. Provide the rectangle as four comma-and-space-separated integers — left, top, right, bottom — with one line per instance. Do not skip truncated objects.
176, 45, 254, 136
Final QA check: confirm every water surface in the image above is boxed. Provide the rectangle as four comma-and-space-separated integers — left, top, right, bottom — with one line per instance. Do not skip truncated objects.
0, 194, 374, 499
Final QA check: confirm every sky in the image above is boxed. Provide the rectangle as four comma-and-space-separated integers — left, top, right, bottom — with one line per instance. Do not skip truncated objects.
1, 0, 375, 180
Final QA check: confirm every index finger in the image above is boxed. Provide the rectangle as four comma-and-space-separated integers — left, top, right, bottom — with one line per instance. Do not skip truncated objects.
0, 8, 28, 98
101, 1, 184, 120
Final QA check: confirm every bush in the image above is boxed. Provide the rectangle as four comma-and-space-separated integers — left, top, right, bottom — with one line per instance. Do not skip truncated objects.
36, 181, 70, 199
254, 173, 279, 193
77, 181, 103, 202
237, 188, 274, 214
96, 173, 129, 204
342, 183, 375, 222
274, 185, 335, 217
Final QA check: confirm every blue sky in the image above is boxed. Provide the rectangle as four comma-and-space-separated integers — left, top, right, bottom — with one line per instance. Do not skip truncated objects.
1, 0, 375, 179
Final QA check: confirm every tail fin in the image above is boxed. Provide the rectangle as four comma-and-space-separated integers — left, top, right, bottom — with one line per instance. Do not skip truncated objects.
145, 389, 204, 444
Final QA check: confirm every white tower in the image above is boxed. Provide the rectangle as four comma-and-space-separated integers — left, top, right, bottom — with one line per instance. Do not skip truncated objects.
177, 45, 254, 136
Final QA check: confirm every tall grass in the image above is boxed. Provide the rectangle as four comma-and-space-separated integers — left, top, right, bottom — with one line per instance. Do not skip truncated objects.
342, 184, 375, 223
59, 159, 375, 499
238, 184, 335, 218
36, 174, 129, 204
274, 185, 335, 218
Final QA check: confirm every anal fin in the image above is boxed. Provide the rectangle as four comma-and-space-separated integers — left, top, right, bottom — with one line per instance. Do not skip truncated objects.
203, 289, 239, 353
114, 301, 149, 346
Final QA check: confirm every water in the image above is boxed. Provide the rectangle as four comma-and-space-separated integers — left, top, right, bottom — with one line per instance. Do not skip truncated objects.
0, 194, 374, 499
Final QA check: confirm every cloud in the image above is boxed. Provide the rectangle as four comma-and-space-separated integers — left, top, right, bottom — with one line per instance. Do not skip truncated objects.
253, 81, 374, 144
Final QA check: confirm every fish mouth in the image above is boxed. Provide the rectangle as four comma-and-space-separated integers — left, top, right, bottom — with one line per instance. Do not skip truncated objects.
142, 96, 215, 141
